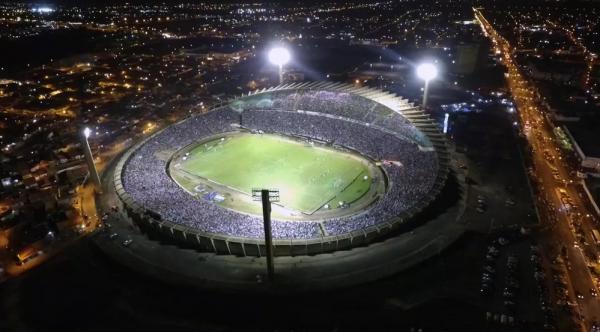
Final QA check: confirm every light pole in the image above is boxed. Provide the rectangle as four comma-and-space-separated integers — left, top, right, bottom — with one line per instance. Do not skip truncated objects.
268, 47, 290, 84
417, 63, 438, 108
252, 188, 279, 282
82, 127, 102, 192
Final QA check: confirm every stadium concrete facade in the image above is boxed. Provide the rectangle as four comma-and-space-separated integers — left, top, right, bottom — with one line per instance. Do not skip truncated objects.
113, 82, 450, 256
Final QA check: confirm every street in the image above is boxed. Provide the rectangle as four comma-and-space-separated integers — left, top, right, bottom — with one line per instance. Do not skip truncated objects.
475, 7, 600, 331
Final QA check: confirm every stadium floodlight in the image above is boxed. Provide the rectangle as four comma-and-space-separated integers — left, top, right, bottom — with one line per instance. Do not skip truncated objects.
268, 47, 290, 84
417, 63, 438, 81
416, 63, 438, 108
81, 127, 102, 192
268, 47, 290, 67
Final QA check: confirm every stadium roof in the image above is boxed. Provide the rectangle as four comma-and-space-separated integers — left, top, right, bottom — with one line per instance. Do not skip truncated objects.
234, 81, 447, 151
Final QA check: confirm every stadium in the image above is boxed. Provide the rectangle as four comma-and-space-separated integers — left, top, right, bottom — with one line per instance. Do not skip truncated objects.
113, 82, 450, 257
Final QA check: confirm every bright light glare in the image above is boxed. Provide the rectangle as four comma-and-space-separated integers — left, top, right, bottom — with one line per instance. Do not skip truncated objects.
268, 47, 290, 66
83, 127, 92, 138
417, 63, 438, 81
443, 113, 449, 134
32, 7, 54, 13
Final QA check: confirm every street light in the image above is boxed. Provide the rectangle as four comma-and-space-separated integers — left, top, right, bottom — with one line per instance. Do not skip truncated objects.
417, 63, 438, 108
268, 47, 290, 84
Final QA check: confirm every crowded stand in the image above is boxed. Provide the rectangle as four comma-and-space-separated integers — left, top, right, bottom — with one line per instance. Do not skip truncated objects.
235, 89, 430, 146
119, 88, 444, 241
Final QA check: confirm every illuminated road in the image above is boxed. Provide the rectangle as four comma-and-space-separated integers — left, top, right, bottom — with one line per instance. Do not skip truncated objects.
475, 8, 600, 331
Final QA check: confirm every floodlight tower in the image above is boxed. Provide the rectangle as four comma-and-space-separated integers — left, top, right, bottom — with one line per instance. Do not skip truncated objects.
252, 188, 279, 282
82, 127, 102, 192
268, 47, 290, 84
416, 63, 438, 108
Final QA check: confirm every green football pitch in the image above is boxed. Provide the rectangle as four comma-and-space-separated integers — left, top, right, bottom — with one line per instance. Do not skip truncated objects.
177, 133, 372, 214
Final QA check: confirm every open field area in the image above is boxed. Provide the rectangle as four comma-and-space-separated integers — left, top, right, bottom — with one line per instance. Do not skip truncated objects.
173, 133, 374, 214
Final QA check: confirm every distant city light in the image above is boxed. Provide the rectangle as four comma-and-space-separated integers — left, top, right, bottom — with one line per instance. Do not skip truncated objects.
32, 6, 54, 13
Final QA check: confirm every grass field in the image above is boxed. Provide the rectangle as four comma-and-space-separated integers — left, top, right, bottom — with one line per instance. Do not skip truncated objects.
178, 133, 372, 214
